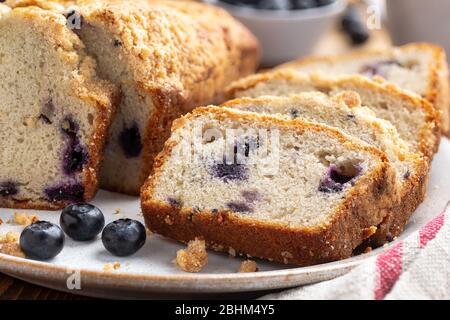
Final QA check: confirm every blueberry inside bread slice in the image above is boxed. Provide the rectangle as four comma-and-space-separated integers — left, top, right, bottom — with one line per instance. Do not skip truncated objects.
277, 43, 449, 136
223, 93, 428, 245
141, 107, 396, 265
0, 7, 118, 209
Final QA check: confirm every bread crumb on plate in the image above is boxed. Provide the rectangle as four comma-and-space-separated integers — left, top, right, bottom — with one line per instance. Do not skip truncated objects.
239, 260, 259, 273
13, 212, 40, 226
103, 262, 121, 272
0, 231, 25, 258
174, 238, 208, 273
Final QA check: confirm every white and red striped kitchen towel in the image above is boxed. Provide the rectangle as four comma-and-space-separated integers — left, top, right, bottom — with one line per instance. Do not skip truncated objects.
262, 202, 450, 300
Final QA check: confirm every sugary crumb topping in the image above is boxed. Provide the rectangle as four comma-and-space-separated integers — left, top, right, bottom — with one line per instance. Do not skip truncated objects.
174, 238, 208, 273
103, 262, 121, 272
0, 231, 25, 258
238, 260, 258, 273
13, 212, 40, 226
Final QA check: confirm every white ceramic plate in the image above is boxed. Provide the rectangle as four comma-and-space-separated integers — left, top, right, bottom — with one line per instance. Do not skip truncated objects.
1, 138, 449, 299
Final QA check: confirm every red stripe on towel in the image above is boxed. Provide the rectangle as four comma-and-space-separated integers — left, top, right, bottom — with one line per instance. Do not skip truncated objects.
419, 213, 444, 248
374, 242, 403, 300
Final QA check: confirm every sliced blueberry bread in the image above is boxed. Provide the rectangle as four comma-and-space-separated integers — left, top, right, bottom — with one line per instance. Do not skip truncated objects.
0, 7, 118, 209
227, 70, 440, 160
223, 93, 427, 245
279, 43, 449, 137
141, 106, 397, 265
8, 0, 260, 195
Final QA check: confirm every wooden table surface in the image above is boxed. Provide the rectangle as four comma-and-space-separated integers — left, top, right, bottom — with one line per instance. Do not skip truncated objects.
0, 3, 391, 300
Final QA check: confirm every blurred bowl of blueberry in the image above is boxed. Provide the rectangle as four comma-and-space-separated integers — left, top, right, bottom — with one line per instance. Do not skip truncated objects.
208, 0, 345, 66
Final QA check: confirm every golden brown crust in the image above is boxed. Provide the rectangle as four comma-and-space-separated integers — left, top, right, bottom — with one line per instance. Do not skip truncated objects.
226, 69, 441, 159
278, 42, 449, 136
82, 86, 120, 202
141, 106, 396, 265
366, 163, 428, 247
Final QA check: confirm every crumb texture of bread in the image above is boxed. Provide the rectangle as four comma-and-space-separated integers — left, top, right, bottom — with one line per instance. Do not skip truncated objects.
278, 43, 449, 136
0, 6, 118, 209
142, 105, 397, 265
226, 72, 434, 244
239, 260, 258, 273
174, 238, 208, 273
6, 0, 260, 195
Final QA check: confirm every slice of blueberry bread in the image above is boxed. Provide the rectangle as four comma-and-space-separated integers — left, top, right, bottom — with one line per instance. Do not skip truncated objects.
8, 0, 260, 195
223, 93, 428, 245
141, 106, 397, 265
0, 7, 118, 209
227, 70, 440, 160
279, 43, 449, 137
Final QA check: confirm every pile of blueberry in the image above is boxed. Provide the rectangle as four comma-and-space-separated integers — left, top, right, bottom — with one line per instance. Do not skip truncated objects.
19, 203, 146, 260
219, 0, 336, 10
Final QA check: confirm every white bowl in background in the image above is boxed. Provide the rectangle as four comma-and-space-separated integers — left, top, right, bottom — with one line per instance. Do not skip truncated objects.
208, 0, 345, 66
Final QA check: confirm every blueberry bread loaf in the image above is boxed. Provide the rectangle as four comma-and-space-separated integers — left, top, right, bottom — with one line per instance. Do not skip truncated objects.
141, 106, 397, 265
227, 70, 440, 160
279, 43, 449, 137
223, 93, 427, 245
7, 0, 260, 195
0, 7, 118, 209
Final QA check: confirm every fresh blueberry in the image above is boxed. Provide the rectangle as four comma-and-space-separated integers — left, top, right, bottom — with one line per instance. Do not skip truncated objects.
360, 60, 401, 78
102, 219, 146, 257
45, 182, 84, 203
315, 0, 335, 7
341, 4, 370, 45
292, 0, 317, 10
60, 203, 105, 241
318, 164, 362, 193
20, 221, 65, 260
0, 181, 18, 197
119, 123, 142, 158
256, 0, 291, 10
221, 0, 262, 7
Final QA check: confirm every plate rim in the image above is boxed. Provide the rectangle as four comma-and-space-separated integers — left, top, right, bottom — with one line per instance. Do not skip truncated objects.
0, 242, 385, 290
